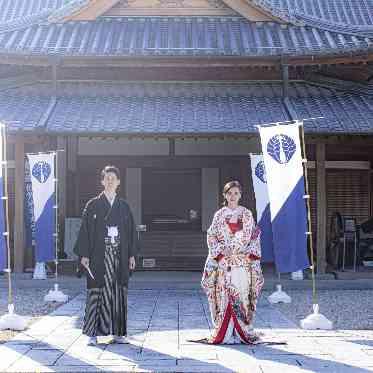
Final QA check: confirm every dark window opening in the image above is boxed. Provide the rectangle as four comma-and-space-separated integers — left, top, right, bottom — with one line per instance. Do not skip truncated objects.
142, 168, 201, 231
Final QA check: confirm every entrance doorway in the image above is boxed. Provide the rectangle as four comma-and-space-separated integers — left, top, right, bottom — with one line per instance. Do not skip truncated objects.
140, 168, 207, 270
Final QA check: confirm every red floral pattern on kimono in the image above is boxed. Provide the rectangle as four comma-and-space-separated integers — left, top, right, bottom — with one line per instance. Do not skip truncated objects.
201, 206, 264, 344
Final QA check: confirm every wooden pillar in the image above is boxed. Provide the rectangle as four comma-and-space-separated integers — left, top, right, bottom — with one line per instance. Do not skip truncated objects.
202, 168, 219, 231
169, 138, 175, 156
14, 137, 25, 272
57, 137, 67, 250
316, 143, 327, 274
67, 136, 79, 216
125, 168, 142, 225
281, 63, 289, 98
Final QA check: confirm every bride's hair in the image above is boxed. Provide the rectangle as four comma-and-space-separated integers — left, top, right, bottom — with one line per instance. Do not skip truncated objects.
222, 180, 242, 206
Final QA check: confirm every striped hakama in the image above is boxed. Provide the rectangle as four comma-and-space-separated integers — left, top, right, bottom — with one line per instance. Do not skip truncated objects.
83, 237, 127, 337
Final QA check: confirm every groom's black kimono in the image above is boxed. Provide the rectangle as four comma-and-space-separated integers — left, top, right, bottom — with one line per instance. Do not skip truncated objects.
74, 192, 138, 337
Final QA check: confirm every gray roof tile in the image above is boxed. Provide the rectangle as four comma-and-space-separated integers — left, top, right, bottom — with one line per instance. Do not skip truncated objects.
0, 0, 70, 34
1, 0, 372, 39
0, 0, 67, 23
1, 81, 373, 134
0, 17, 371, 57
265, 0, 373, 36
0, 88, 51, 131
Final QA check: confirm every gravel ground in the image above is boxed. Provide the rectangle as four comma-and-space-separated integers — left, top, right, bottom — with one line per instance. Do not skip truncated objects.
0, 276, 84, 344
263, 289, 373, 330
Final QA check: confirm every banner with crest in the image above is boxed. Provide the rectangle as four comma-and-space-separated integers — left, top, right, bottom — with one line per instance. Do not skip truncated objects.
258, 123, 309, 273
27, 153, 55, 262
250, 153, 274, 262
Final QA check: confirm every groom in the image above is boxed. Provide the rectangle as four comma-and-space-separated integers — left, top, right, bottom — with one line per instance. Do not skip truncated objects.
74, 165, 138, 345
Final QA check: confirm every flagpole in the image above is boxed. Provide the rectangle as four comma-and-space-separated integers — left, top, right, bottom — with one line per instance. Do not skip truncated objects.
55, 150, 58, 282
0, 124, 28, 331
44, 149, 68, 303
2, 125, 12, 306
298, 122, 317, 305
298, 120, 332, 330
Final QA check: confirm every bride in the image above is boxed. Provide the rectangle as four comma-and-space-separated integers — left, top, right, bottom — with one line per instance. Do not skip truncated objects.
201, 180, 264, 344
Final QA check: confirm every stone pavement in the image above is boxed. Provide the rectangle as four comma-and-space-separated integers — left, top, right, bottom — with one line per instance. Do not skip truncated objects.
1, 288, 373, 372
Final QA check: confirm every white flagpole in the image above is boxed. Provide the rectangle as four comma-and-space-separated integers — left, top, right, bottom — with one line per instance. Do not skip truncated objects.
44, 150, 68, 302
0, 124, 28, 331
298, 121, 332, 330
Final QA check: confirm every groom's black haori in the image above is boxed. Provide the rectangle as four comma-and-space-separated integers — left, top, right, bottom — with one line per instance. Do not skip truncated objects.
74, 166, 138, 338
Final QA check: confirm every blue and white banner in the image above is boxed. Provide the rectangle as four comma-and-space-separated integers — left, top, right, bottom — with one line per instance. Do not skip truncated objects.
258, 123, 309, 273
27, 153, 55, 262
0, 131, 6, 271
250, 154, 274, 262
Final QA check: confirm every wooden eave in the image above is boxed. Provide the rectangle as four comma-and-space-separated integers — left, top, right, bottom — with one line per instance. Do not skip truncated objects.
6, 129, 373, 143
0, 52, 373, 68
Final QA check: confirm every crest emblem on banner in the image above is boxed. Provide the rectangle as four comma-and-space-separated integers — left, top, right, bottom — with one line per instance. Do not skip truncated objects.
267, 134, 296, 164
32, 161, 51, 183
255, 161, 267, 184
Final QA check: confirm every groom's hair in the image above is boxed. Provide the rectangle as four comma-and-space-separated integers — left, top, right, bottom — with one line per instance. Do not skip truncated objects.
101, 165, 120, 180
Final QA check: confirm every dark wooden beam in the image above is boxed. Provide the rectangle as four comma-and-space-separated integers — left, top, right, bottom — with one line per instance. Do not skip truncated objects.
306, 134, 373, 146
67, 136, 79, 216
281, 63, 289, 98
169, 138, 175, 156
1, 52, 373, 69
52, 63, 58, 96
13, 137, 25, 272
316, 143, 327, 274
57, 137, 67, 251
7, 135, 48, 145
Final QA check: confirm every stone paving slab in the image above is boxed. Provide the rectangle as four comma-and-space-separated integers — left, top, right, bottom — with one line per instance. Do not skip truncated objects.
1, 288, 373, 372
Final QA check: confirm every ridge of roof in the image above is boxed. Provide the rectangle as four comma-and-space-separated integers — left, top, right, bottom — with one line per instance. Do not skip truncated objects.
293, 13, 373, 38
47, 0, 92, 23
248, 0, 373, 37
250, 0, 297, 24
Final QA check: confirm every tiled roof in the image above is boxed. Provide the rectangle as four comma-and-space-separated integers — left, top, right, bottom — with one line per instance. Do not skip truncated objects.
0, 0, 372, 38
264, 0, 373, 36
0, 0, 67, 23
0, 88, 52, 131
0, 0, 70, 33
1, 81, 373, 134
0, 17, 371, 57
47, 0, 90, 23
305, 74, 373, 96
